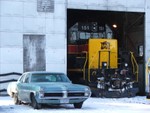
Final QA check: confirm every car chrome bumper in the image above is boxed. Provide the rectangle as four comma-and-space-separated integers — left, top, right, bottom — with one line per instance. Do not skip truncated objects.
36, 97, 88, 104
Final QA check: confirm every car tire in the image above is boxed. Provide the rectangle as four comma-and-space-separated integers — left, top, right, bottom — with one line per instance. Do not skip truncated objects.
31, 94, 41, 109
13, 93, 21, 105
74, 102, 83, 109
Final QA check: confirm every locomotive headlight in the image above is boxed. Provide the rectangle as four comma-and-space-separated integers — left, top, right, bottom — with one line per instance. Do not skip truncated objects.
125, 63, 128, 67
102, 62, 107, 69
112, 24, 117, 28
104, 63, 107, 66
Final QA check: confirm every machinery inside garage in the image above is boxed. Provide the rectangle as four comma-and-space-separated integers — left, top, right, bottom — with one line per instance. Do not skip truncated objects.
67, 9, 145, 97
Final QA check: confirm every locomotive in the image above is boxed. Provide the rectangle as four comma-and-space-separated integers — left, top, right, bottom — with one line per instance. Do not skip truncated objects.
67, 22, 139, 97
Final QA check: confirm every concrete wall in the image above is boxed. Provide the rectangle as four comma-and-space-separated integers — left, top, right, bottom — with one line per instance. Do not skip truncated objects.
0, 0, 67, 74
145, 0, 150, 62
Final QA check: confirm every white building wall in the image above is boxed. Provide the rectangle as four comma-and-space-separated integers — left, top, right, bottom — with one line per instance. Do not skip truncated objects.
67, 0, 145, 12
0, 0, 24, 73
0, 0, 149, 75
145, 0, 150, 63
0, 0, 67, 74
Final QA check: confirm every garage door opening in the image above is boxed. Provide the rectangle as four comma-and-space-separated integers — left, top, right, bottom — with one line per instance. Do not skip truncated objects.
67, 9, 145, 96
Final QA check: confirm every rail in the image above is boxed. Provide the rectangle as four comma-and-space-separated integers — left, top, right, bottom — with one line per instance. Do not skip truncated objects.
130, 51, 139, 82
88, 52, 98, 82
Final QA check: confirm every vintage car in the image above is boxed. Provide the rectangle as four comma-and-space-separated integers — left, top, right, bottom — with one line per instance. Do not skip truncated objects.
7, 71, 91, 109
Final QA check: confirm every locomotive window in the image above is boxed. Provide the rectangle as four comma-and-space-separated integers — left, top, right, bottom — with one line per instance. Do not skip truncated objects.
138, 45, 143, 57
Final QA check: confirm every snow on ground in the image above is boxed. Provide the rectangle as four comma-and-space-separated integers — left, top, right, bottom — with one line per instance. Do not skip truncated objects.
0, 96, 150, 113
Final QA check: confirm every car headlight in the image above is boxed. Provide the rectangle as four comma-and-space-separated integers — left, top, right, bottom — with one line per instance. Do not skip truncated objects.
84, 87, 91, 97
39, 87, 44, 98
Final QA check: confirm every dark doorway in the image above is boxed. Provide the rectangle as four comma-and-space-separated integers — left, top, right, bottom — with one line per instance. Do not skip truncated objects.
67, 9, 145, 95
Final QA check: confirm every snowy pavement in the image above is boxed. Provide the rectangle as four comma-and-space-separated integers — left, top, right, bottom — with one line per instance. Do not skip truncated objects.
0, 96, 150, 113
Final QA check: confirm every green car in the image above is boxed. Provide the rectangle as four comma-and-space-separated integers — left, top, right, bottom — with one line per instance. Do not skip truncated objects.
7, 71, 91, 109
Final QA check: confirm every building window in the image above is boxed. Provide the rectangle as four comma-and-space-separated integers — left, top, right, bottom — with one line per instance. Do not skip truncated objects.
37, 0, 54, 12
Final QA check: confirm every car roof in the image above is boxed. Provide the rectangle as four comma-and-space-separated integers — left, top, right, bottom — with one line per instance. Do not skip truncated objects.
23, 71, 65, 75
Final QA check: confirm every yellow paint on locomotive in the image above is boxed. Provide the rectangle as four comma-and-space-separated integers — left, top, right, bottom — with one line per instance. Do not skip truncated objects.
88, 38, 118, 69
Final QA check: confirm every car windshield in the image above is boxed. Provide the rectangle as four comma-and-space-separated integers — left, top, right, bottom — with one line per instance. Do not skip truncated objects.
31, 73, 71, 83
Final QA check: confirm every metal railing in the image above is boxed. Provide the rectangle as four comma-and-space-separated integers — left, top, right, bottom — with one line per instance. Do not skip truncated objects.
88, 51, 98, 82
0, 72, 22, 95
130, 51, 139, 82
146, 58, 150, 93
83, 51, 88, 80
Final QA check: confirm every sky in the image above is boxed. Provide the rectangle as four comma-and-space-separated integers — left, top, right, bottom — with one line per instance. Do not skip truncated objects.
0, 96, 150, 113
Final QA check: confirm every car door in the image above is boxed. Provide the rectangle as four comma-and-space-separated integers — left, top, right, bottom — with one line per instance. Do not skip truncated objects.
23, 73, 31, 102
18, 73, 32, 102
17, 74, 27, 101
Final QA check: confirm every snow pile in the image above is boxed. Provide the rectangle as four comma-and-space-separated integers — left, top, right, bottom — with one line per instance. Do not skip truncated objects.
0, 96, 150, 113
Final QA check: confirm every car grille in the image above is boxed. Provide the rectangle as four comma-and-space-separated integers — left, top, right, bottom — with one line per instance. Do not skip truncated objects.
68, 93, 84, 97
43, 92, 85, 98
44, 93, 63, 97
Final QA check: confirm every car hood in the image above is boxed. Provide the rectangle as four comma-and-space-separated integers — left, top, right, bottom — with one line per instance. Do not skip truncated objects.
31, 82, 88, 92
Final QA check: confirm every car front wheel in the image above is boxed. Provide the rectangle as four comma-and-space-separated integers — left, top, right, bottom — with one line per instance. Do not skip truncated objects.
31, 94, 41, 109
73, 102, 83, 109
13, 93, 21, 105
